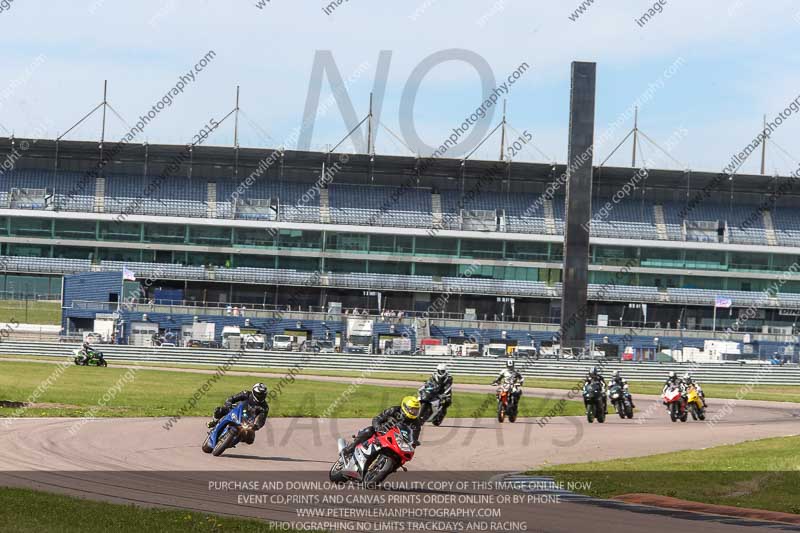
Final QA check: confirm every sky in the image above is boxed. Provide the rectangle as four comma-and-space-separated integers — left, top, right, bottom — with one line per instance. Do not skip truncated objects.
1, 0, 799, 176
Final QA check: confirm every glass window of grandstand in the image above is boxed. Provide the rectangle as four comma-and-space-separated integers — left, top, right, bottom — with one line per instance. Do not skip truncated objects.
684, 249, 725, 270
3, 275, 53, 299
505, 241, 549, 261
327, 259, 367, 273
396, 235, 413, 254
144, 224, 186, 244
98, 248, 142, 262
639, 247, 683, 268
593, 246, 638, 266
729, 252, 770, 272
368, 234, 397, 254
278, 256, 320, 272
463, 264, 537, 281
368, 260, 411, 275
638, 274, 679, 289
53, 246, 93, 260
187, 252, 228, 267
682, 276, 724, 290
7, 243, 49, 258
591, 270, 637, 286
235, 254, 277, 268
0, 217, 7, 235
188, 225, 230, 246
460, 239, 503, 260
54, 220, 96, 240
234, 227, 275, 248
414, 237, 457, 256
414, 262, 458, 277
10, 217, 51, 238
549, 244, 563, 261
277, 229, 320, 250
325, 232, 367, 253
98, 221, 141, 242
772, 255, 800, 273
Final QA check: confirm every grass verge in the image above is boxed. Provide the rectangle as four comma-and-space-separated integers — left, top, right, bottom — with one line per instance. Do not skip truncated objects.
3, 353, 799, 403
0, 360, 584, 419
533, 435, 800, 515
0, 487, 313, 532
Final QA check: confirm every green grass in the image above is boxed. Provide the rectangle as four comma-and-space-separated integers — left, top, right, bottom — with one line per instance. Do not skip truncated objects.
0, 300, 61, 324
0, 487, 314, 533
0, 360, 584, 419
3, 354, 800, 403
533, 435, 800, 515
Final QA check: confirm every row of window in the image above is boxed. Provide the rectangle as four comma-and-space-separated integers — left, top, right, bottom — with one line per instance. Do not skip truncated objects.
3, 217, 799, 273
4, 243, 800, 293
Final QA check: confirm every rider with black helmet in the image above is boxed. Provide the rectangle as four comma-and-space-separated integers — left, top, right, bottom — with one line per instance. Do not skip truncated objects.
208, 383, 270, 430
610, 369, 635, 408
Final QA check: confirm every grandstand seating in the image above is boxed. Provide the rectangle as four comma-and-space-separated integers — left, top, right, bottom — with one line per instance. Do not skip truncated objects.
9, 255, 800, 309
3, 169, 800, 247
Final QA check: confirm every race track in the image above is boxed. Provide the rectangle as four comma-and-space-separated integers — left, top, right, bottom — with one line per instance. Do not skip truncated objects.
1, 395, 799, 532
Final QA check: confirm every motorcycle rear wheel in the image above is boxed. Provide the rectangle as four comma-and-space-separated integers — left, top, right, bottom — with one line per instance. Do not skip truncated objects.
212, 430, 236, 456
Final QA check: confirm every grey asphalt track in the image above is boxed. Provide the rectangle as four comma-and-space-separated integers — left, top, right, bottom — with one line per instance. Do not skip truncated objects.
2, 393, 799, 532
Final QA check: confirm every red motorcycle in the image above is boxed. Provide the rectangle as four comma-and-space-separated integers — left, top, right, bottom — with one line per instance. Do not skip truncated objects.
330, 424, 416, 485
663, 385, 688, 423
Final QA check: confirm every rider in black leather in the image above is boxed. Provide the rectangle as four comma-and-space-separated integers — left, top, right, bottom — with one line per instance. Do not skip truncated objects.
207, 383, 269, 430
341, 396, 422, 456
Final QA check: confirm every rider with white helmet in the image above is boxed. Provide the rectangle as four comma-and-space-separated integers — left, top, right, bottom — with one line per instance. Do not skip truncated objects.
492, 359, 525, 403
425, 363, 453, 416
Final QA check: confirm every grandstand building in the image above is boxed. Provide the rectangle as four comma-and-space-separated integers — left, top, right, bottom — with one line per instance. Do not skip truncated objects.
1, 136, 799, 358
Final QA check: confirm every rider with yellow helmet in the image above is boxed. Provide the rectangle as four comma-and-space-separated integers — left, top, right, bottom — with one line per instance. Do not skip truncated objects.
341, 396, 422, 456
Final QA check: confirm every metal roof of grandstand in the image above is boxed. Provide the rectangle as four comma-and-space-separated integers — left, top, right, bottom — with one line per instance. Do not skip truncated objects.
0, 136, 789, 196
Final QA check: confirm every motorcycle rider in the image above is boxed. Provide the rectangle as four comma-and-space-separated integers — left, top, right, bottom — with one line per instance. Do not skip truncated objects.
420, 363, 453, 421
609, 370, 635, 408
79, 341, 100, 363
492, 359, 525, 405
583, 366, 607, 409
661, 371, 686, 406
683, 372, 707, 406
207, 383, 269, 431
341, 396, 422, 456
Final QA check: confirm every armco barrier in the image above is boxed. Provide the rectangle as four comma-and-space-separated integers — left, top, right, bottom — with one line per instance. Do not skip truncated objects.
0, 341, 798, 385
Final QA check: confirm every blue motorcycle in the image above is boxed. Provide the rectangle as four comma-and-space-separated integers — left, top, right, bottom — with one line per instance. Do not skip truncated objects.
201, 401, 256, 456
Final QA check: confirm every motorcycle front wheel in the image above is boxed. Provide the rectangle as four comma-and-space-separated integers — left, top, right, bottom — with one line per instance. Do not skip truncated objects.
202, 433, 213, 453
432, 410, 446, 426
212, 430, 236, 456
616, 402, 625, 419
669, 403, 679, 422
363, 454, 397, 486
329, 458, 347, 483
596, 401, 606, 423
497, 402, 506, 423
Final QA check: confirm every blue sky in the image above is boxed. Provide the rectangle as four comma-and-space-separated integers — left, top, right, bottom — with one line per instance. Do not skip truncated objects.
1, 0, 799, 175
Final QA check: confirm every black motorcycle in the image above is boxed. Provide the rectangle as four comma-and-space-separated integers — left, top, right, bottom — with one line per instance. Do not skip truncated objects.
582, 381, 606, 423
608, 383, 634, 419
418, 383, 447, 426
